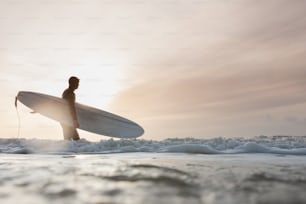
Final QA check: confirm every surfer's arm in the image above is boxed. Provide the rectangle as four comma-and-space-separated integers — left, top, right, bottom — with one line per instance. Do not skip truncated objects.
68, 101, 79, 128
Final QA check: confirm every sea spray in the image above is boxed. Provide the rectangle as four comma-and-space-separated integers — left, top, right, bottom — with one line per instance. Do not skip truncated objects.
0, 136, 306, 155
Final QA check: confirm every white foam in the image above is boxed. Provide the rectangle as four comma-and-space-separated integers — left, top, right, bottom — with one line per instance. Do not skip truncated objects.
0, 136, 306, 155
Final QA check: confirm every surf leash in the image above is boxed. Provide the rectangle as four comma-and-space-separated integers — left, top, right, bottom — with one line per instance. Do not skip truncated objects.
14, 96, 21, 138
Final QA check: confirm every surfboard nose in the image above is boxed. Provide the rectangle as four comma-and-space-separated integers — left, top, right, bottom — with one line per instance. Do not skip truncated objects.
135, 125, 145, 138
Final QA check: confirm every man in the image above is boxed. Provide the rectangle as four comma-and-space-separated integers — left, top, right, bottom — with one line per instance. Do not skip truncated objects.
61, 76, 80, 140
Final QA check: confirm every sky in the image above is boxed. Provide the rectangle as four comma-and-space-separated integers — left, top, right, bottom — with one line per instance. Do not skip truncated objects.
1, 0, 306, 141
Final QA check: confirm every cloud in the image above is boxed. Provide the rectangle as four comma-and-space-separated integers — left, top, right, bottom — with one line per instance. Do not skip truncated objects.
111, 64, 306, 116
109, 0, 306, 138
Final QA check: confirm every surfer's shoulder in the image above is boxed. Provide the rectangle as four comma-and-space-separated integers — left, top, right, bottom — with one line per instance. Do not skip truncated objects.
62, 88, 75, 100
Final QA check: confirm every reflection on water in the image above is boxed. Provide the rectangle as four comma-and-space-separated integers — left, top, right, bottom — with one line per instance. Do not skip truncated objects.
0, 153, 306, 204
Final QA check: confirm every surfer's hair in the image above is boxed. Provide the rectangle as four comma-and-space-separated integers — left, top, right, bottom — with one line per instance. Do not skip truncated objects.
69, 76, 79, 85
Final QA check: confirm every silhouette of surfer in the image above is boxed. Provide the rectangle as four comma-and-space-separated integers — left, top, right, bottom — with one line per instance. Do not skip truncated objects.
61, 76, 80, 140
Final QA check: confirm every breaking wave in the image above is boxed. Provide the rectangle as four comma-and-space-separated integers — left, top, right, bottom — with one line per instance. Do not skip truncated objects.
1, 136, 306, 155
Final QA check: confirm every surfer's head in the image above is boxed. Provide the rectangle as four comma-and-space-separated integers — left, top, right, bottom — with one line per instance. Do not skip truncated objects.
68, 76, 79, 90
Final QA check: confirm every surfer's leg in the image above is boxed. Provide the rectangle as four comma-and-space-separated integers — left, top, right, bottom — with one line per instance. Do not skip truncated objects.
61, 124, 79, 140
72, 129, 80, 141
61, 124, 73, 140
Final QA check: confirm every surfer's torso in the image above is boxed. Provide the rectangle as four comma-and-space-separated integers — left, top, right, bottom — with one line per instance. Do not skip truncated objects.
61, 88, 79, 140
62, 88, 77, 120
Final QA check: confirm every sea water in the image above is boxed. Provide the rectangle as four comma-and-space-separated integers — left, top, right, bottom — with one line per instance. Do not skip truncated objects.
0, 136, 306, 204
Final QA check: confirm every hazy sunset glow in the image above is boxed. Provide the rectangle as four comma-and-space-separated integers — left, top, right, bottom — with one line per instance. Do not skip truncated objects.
1, 0, 306, 140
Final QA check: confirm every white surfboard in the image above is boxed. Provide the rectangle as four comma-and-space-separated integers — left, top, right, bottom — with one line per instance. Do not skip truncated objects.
16, 91, 144, 138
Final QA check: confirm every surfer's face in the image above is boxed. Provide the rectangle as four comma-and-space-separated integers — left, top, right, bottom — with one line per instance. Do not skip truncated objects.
70, 80, 79, 90
73, 81, 79, 90
68, 76, 80, 90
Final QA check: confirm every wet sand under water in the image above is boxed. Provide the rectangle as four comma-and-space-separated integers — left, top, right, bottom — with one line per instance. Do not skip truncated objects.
0, 153, 306, 204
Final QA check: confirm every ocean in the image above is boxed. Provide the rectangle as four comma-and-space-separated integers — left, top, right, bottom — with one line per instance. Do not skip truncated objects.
1, 136, 306, 204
